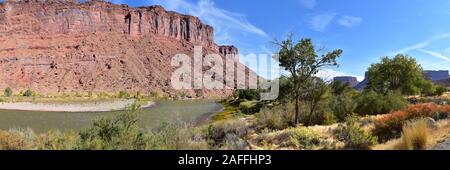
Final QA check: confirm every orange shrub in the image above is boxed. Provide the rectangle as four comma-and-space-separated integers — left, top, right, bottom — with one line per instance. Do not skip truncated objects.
373, 103, 450, 141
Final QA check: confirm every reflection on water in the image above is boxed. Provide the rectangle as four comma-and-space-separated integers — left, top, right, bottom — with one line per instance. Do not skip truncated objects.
0, 100, 221, 133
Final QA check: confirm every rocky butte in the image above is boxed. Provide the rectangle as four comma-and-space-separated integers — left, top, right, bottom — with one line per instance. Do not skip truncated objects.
0, 0, 253, 97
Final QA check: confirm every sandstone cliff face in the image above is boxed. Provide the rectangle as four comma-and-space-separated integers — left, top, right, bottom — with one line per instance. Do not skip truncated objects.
0, 0, 256, 97
0, 0, 215, 48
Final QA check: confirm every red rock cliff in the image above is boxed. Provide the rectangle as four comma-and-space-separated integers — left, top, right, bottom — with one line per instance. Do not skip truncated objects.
0, 0, 216, 48
0, 0, 257, 97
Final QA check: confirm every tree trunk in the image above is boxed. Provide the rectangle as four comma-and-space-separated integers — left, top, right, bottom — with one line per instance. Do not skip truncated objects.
294, 95, 300, 126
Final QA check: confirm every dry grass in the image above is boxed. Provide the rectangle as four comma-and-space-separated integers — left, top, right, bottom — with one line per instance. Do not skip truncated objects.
373, 118, 450, 150
248, 124, 343, 150
397, 119, 429, 150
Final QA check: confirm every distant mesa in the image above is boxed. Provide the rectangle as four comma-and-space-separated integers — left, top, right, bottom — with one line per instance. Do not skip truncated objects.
335, 70, 450, 92
423, 70, 450, 82
333, 76, 359, 87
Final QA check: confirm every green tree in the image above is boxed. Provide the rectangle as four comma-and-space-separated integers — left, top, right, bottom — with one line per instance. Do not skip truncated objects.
435, 85, 448, 96
276, 36, 342, 125
23, 89, 34, 97
4, 87, 12, 97
366, 54, 430, 95
303, 78, 331, 125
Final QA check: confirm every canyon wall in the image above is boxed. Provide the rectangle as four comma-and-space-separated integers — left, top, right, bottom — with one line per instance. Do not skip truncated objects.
0, 0, 255, 97
0, 0, 216, 49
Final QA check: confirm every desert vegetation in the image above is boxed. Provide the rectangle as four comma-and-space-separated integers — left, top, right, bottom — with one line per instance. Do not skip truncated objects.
0, 36, 448, 150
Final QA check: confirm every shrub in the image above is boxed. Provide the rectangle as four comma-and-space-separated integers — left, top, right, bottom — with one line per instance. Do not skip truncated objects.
397, 119, 429, 150
434, 86, 447, 96
118, 91, 130, 98
287, 127, 324, 150
206, 119, 250, 147
329, 94, 357, 122
221, 134, 248, 150
373, 103, 450, 141
333, 116, 377, 150
34, 130, 80, 150
4, 87, 12, 97
255, 103, 295, 130
78, 102, 147, 150
355, 91, 407, 115
233, 89, 260, 101
254, 127, 330, 150
146, 122, 209, 150
239, 101, 262, 114
150, 90, 160, 98
0, 130, 30, 150
23, 88, 35, 97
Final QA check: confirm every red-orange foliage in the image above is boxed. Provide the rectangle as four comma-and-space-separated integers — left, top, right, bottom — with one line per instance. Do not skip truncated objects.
374, 103, 450, 141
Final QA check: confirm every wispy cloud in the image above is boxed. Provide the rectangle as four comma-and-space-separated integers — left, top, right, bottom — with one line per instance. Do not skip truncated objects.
298, 0, 316, 9
309, 12, 336, 32
148, 0, 268, 41
445, 47, 450, 53
388, 33, 450, 55
418, 49, 450, 61
337, 15, 362, 28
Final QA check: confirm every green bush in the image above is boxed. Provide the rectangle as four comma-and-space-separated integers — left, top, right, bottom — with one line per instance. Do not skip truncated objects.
4, 87, 12, 97
34, 130, 80, 150
329, 94, 357, 122
23, 89, 35, 97
146, 122, 209, 150
434, 85, 447, 96
118, 91, 130, 98
355, 91, 407, 115
254, 127, 330, 150
333, 116, 377, 150
206, 119, 250, 147
287, 127, 324, 150
238, 101, 262, 114
78, 102, 147, 150
255, 103, 295, 130
300, 102, 336, 126
233, 89, 260, 101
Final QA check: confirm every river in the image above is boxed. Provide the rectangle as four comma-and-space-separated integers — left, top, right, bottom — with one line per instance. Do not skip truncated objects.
0, 100, 222, 133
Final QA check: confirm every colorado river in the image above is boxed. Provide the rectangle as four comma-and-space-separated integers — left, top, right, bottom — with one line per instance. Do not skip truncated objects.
0, 100, 222, 133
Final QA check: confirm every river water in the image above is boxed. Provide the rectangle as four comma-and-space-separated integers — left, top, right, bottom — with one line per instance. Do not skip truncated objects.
0, 100, 222, 133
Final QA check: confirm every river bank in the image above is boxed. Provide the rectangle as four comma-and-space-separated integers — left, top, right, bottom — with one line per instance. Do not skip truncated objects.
0, 99, 155, 112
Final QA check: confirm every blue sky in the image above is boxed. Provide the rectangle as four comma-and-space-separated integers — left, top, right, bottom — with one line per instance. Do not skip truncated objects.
5, 0, 450, 80
122, 0, 450, 81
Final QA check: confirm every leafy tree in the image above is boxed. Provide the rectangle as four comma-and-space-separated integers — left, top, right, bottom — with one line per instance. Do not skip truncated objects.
366, 54, 431, 95
233, 89, 260, 101
303, 78, 331, 125
23, 89, 34, 97
354, 90, 407, 115
330, 81, 353, 96
276, 36, 342, 125
4, 87, 12, 97
277, 76, 295, 102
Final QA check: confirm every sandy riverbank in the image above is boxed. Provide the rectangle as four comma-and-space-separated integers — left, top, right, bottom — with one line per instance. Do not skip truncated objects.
0, 99, 155, 112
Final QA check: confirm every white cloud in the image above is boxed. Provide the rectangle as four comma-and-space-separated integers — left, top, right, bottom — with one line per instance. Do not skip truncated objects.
337, 15, 362, 28
299, 0, 316, 9
148, 0, 268, 41
388, 33, 450, 56
316, 69, 364, 82
309, 13, 336, 32
418, 49, 450, 62
445, 47, 450, 53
